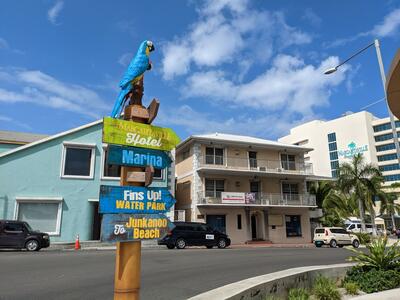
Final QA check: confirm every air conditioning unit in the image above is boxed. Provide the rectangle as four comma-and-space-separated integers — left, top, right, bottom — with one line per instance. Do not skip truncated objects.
258, 166, 266, 171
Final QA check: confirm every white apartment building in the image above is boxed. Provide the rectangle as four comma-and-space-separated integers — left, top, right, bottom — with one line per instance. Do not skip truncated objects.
279, 111, 400, 185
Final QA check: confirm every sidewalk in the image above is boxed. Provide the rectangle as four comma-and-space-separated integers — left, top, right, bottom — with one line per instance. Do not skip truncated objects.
352, 288, 400, 300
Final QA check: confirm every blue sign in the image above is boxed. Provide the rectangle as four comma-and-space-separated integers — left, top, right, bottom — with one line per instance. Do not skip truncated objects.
99, 185, 176, 214
338, 142, 368, 159
101, 213, 175, 242
107, 145, 172, 168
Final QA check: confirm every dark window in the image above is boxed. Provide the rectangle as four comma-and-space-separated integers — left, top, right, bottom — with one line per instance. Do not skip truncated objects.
103, 149, 121, 177
384, 174, 400, 182
249, 151, 257, 168
286, 215, 302, 237
379, 164, 400, 172
331, 170, 338, 178
330, 160, 339, 170
4, 223, 24, 232
205, 147, 224, 165
327, 132, 336, 142
376, 143, 396, 152
281, 154, 296, 170
375, 133, 396, 142
315, 229, 324, 234
182, 149, 190, 160
237, 215, 242, 230
373, 122, 400, 132
64, 147, 92, 176
348, 224, 355, 230
329, 151, 338, 160
378, 154, 398, 161
205, 179, 224, 197
328, 142, 337, 151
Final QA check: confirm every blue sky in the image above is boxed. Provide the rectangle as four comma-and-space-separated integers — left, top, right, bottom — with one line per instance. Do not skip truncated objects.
1, 0, 400, 140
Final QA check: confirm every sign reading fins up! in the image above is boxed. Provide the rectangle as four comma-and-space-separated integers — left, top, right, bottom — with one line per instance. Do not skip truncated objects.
103, 117, 180, 151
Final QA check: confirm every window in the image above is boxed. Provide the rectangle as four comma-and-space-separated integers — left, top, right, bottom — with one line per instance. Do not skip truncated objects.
15, 198, 63, 235
282, 182, 299, 201
248, 151, 257, 168
384, 174, 400, 182
331, 170, 338, 178
373, 121, 400, 132
237, 214, 242, 230
379, 164, 400, 172
315, 228, 324, 234
281, 154, 296, 170
328, 142, 337, 151
376, 143, 396, 152
4, 223, 24, 232
205, 179, 224, 197
62, 143, 95, 178
374, 133, 398, 142
102, 148, 121, 179
286, 215, 302, 237
330, 160, 339, 170
205, 147, 224, 165
327, 132, 336, 143
378, 153, 398, 161
182, 149, 190, 160
329, 152, 338, 160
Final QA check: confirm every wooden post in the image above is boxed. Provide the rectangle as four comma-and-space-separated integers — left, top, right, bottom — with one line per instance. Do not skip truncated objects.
113, 81, 157, 300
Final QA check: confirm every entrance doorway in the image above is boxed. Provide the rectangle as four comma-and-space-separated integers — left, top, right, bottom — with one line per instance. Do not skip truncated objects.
251, 214, 257, 239
92, 202, 102, 240
206, 215, 226, 233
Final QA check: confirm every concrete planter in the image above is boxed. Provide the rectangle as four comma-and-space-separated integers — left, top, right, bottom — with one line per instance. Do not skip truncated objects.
189, 263, 354, 300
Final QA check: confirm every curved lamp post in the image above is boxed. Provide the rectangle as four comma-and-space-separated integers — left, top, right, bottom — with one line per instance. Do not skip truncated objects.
324, 39, 400, 167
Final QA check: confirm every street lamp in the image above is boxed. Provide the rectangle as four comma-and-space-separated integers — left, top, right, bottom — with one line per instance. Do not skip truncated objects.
324, 39, 400, 167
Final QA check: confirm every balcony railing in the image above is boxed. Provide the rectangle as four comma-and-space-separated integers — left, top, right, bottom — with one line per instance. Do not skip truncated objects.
198, 155, 313, 175
197, 191, 316, 206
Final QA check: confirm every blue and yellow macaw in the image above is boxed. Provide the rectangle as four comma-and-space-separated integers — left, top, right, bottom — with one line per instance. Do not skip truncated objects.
110, 40, 155, 118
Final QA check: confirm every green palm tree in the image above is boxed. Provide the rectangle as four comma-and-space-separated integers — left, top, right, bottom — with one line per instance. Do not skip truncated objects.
322, 190, 359, 221
364, 175, 385, 236
309, 181, 333, 208
380, 183, 400, 231
337, 153, 382, 232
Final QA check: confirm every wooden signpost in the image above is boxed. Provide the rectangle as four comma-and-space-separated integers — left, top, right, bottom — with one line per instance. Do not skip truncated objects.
100, 73, 180, 299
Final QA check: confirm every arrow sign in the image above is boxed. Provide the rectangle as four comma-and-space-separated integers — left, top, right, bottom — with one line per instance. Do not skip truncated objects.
99, 185, 176, 214
100, 213, 175, 243
103, 117, 180, 151
107, 145, 172, 169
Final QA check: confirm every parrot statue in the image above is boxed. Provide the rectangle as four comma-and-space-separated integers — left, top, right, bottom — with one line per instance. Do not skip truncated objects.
110, 40, 155, 118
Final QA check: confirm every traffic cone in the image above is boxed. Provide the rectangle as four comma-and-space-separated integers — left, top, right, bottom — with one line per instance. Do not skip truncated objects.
75, 234, 81, 250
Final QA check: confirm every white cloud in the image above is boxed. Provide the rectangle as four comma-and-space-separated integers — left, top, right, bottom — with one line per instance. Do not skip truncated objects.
182, 55, 347, 116
48, 1, 64, 25
371, 8, 400, 37
302, 8, 322, 27
0, 68, 109, 118
118, 52, 133, 67
161, 1, 312, 80
0, 38, 9, 49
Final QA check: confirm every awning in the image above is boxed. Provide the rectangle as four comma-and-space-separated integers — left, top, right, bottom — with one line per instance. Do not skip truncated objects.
387, 48, 400, 119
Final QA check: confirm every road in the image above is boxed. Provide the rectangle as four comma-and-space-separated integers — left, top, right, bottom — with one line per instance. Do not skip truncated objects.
0, 247, 353, 300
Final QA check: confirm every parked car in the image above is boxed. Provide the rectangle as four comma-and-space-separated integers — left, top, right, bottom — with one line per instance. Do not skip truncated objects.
313, 227, 360, 248
158, 222, 231, 249
345, 220, 373, 234
0, 220, 50, 251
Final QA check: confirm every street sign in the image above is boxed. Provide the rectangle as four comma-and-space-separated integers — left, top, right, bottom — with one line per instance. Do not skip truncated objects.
99, 185, 176, 214
101, 213, 175, 242
107, 144, 172, 169
103, 117, 180, 151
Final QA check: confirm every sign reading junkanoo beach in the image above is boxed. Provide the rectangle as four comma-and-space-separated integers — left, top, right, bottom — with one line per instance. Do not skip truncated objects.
99, 185, 176, 214
101, 213, 175, 242
103, 117, 180, 151
107, 144, 172, 169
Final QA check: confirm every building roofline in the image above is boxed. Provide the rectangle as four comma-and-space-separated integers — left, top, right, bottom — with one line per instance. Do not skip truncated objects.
0, 119, 102, 159
176, 134, 313, 153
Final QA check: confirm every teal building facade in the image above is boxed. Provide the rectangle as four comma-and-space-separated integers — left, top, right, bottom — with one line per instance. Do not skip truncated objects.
0, 120, 174, 243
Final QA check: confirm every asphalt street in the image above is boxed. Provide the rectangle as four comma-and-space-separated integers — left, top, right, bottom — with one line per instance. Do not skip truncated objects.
0, 247, 353, 300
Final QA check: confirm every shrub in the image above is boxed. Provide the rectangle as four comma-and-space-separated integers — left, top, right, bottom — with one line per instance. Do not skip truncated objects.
347, 237, 400, 270
344, 267, 400, 293
288, 288, 309, 300
343, 282, 359, 295
353, 232, 371, 244
312, 276, 341, 300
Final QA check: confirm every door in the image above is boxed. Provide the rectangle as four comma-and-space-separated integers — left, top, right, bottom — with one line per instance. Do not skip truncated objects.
250, 181, 260, 202
92, 202, 102, 240
248, 151, 257, 168
251, 214, 257, 239
206, 215, 226, 233
195, 224, 215, 246
1, 222, 26, 247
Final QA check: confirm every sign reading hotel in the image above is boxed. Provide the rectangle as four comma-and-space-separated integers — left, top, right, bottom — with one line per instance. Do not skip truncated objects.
107, 144, 172, 169
101, 213, 175, 242
338, 142, 368, 159
103, 117, 180, 151
99, 185, 176, 214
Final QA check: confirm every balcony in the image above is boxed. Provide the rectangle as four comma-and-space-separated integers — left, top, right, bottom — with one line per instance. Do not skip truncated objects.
197, 155, 313, 175
197, 191, 316, 207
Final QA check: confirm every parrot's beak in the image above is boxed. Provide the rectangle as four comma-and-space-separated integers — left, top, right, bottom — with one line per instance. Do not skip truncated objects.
147, 62, 152, 70
149, 44, 155, 52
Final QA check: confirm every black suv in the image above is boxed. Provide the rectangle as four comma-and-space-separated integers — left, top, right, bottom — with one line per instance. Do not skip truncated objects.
158, 222, 231, 249
0, 220, 50, 251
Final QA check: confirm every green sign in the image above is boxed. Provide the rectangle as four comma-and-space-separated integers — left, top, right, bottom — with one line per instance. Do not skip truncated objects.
103, 117, 180, 151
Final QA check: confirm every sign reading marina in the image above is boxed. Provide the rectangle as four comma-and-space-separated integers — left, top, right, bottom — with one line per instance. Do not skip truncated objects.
103, 117, 180, 151
101, 213, 175, 242
107, 144, 172, 169
338, 141, 368, 159
99, 185, 176, 214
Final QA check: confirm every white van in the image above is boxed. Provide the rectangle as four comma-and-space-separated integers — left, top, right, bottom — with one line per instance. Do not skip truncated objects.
345, 220, 373, 234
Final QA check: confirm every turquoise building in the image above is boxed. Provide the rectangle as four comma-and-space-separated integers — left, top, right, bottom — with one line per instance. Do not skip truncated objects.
0, 120, 174, 243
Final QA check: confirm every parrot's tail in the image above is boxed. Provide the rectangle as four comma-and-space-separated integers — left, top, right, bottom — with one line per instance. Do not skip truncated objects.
110, 88, 129, 118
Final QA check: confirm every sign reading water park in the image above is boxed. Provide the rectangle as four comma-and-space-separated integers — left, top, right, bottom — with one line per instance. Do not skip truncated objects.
101, 213, 175, 242
107, 144, 172, 169
103, 117, 180, 151
99, 185, 176, 214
